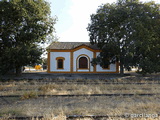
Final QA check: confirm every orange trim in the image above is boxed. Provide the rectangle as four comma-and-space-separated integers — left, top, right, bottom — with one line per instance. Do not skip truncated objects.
48, 45, 101, 52
47, 45, 120, 73
47, 52, 50, 72
47, 71, 119, 73
56, 57, 65, 60
93, 52, 96, 72
57, 68, 64, 70
49, 49, 72, 52
78, 68, 90, 70
70, 52, 73, 72
72, 45, 101, 52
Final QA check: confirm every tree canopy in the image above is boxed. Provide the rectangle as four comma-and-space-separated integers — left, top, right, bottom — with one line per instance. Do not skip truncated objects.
87, 0, 160, 75
0, 0, 56, 75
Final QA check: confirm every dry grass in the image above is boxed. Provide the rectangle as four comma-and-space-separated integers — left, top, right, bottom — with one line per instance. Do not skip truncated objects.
1, 95, 159, 117
31, 113, 66, 120
0, 78, 160, 119
0, 81, 160, 96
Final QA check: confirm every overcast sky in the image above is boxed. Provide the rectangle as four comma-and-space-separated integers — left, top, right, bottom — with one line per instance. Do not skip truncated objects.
46, 0, 159, 42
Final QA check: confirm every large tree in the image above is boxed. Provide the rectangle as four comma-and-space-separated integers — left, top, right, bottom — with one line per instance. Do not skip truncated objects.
87, 0, 160, 75
0, 0, 56, 75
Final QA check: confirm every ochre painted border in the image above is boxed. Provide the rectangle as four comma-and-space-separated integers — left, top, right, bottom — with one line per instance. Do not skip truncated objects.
47, 71, 119, 74
47, 45, 101, 52
47, 52, 50, 73
93, 51, 97, 72
70, 51, 73, 72
47, 46, 119, 74
73, 45, 101, 52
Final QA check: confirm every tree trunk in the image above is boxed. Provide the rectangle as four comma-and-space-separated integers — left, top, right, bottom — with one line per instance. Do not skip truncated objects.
120, 62, 124, 76
120, 53, 124, 76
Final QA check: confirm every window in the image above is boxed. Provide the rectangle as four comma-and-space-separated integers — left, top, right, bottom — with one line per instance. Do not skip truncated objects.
57, 59, 63, 69
102, 61, 110, 69
79, 57, 88, 69
103, 64, 110, 69
56, 57, 65, 69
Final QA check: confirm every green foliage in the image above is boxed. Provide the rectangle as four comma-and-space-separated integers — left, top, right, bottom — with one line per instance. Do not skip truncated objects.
87, 0, 160, 75
0, 0, 56, 75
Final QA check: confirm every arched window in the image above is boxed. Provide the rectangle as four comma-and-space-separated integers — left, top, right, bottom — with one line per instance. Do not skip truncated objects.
79, 57, 88, 69
56, 57, 65, 69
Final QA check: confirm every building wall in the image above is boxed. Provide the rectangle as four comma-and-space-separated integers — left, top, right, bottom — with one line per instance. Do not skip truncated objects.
95, 52, 117, 72
73, 48, 94, 72
50, 52, 70, 72
48, 48, 118, 73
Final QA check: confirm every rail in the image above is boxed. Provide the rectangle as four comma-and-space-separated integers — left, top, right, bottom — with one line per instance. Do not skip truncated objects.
1, 114, 160, 120
0, 93, 160, 98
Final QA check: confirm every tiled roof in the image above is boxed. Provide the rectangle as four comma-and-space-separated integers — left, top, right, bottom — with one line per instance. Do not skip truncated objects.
47, 42, 99, 50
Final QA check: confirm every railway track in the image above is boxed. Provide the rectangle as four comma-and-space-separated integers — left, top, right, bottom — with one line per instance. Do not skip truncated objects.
1, 81, 160, 86
2, 114, 160, 120
0, 87, 153, 92
0, 93, 159, 98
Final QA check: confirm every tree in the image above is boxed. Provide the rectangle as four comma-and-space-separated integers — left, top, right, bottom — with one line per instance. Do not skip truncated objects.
87, 0, 160, 75
0, 0, 56, 75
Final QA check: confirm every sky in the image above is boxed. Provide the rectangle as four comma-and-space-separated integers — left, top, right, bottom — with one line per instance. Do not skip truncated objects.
46, 0, 159, 42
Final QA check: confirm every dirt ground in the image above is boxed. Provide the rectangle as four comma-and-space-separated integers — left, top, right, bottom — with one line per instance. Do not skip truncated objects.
1, 71, 160, 80
1, 71, 160, 83
0, 72, 160, 120
1, 95, 160, 117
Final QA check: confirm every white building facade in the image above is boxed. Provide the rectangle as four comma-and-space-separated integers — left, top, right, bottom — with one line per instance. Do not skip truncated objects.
47, 42, 119, 73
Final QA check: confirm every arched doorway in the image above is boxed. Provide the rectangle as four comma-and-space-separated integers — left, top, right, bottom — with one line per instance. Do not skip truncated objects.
79, 57, 88, 69
76, 54, 90, 71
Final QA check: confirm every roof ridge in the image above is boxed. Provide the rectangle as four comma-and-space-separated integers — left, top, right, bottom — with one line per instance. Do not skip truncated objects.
47, 42, 99, 50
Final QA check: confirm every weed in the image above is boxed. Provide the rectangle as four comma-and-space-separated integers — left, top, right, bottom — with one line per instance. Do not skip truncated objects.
43, 112, 66, 120
20, 91, 38, 100
39, 84, 59, 94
